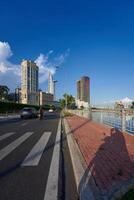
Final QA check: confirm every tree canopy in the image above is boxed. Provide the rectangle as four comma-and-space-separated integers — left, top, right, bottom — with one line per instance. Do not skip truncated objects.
59, 93, 75, 109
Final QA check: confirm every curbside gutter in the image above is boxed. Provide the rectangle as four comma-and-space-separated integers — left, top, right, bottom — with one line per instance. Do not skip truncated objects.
63, 116, 96, 200
0, 114, 20, 121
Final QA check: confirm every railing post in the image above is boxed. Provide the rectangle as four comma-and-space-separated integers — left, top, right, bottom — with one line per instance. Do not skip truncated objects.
89, 108, 92, 120
121, 108, 126, 132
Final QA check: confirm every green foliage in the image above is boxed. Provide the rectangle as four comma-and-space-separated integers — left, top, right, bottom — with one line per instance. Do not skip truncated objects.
0, 101, 53, 113
59, 99, 66, 109
131, 102, 134, 109
0, 85, 9, 101
117, 188, 134, 200
63, 110, 73, 117
59, 93, 75, 109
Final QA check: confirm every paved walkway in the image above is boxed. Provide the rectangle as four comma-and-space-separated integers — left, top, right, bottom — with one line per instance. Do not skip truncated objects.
67, 115, 134, 195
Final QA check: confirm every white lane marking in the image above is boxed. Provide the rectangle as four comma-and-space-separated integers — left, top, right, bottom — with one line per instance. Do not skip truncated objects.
0, 132, 16, 141
21, 132, 51, 166
0, 132, 34, 160
21, 122, 28, 126
44, 118, 61, 200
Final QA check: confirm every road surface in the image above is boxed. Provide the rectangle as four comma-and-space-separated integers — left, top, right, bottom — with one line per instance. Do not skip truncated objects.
0, 112, 78, 200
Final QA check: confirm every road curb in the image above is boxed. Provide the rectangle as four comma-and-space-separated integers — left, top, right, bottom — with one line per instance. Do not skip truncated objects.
63, 117, 96, 200
0, 115, 20, 122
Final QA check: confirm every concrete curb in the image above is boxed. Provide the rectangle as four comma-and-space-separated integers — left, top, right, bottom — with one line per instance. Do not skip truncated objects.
63, 116, 134, 200
63, 117, 96, 200
0, 115, 20, 121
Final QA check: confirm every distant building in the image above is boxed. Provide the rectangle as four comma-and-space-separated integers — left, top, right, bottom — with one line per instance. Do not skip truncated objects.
76, 76, 90, 108
48, 71, 54, 94
115, 97, 133, 109
15, 88, 21, 103
21, 60, 39, 105
48, 71, 57, 100
7, 93, 15, 102
77, 80, 81, 100
39, 91, 54, 106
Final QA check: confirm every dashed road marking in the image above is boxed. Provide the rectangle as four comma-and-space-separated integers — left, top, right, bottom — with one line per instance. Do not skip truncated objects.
21, 122, 28, 126
0, 132, 16, 141
0, 132, 34, 160
21, 132, 51, 166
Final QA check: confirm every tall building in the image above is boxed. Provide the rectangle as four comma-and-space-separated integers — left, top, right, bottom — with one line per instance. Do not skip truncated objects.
21, 60, 39, 105
53, 80, 57, 101
76, 76, 90, 108
77, 80, 81, 100
81, 76, 90, 103
48, 71, 54, 94
48, 71, 57, 100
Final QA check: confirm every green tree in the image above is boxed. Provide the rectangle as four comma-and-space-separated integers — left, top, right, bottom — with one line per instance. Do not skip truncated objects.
131, 102, 134, 109
59, 93, 75, 109
0, 85, 9, 101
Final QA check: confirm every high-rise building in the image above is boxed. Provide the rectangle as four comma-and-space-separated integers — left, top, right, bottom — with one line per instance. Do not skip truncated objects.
81, 76, 90, 103
48, 71, 57, 100
53, 80, 57, 101
77, 80, 81, 100
76, 76, 90, 108
21, 60, 39, 105
48, 71, 54, 94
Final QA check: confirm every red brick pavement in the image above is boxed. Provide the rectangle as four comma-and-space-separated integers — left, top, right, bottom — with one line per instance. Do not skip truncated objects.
67, 115, 134, 193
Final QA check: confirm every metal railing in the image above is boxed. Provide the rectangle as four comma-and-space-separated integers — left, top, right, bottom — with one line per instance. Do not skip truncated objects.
68, 109, 134, 135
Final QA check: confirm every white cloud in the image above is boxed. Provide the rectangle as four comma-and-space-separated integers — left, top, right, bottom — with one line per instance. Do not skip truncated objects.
0, 41, 20, 90
0, 41, 20, 74
35, 48, 70, 83
0, 42, 13, 60
0, 41, 70, 90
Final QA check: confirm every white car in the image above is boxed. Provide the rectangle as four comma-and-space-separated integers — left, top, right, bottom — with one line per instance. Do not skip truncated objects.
49, 109, 54, 113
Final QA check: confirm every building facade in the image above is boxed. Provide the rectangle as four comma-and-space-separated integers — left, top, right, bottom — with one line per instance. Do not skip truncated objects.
21, 60, 39, 105
15, 88, 21, 103
39, 91, 54, 106
48, 71, 57, 100
77, 80, 81, 100
76, 76, 90, 108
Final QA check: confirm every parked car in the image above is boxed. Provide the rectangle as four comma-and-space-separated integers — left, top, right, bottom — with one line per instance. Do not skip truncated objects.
20, 107, 38, 119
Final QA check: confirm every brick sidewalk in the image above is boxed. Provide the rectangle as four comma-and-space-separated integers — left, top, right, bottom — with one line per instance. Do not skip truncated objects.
67, 115, 134, 195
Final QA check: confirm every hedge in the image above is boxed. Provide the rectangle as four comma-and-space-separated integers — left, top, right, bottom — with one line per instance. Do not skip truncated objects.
0, 101, 55, 113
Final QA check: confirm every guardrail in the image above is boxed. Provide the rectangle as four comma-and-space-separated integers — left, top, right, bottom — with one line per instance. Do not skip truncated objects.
68, 109, 134, 134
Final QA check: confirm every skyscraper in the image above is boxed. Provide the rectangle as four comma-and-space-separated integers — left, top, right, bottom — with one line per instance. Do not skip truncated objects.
21, 60, 39, 105
77, 80, 81, 100
76, 76, 90, 108
81, 76, 90, 103
48, 71, 54, 94
48, 71, 57, 100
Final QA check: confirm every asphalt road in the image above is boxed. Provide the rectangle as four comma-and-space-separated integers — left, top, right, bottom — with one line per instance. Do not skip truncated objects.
0, 112, 78, 200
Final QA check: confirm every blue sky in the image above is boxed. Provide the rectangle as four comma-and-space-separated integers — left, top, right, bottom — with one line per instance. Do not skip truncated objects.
0, 0, 133, 104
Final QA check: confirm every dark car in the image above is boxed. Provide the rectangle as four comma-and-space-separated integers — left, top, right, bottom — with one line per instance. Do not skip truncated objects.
20, 107, 38, 119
